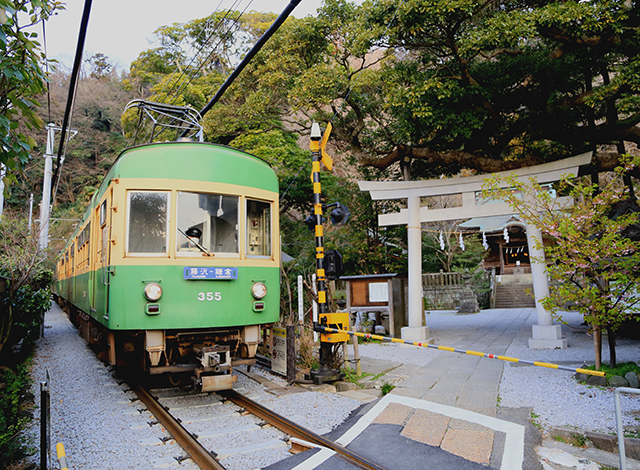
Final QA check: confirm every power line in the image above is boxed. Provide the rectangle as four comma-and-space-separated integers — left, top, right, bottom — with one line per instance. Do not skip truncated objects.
51, 0, 93, 202
156, 0, 237, 103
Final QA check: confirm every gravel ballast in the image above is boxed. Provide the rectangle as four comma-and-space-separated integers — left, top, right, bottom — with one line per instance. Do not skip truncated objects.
23, 304, 361, 469
23, 304, 639, 469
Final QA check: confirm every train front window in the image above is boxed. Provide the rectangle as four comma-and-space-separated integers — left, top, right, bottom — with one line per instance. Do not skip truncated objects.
177, 192, 239, 255
126, 191, 169, 255
246, 199, 271, 257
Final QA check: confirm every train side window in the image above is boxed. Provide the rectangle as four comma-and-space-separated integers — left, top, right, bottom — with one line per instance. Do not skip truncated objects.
176, 192, 239, 255
246, 199, 271, 257
126, 191, 169, 255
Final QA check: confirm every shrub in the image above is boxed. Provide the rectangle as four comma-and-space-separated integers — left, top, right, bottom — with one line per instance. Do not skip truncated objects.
0, 359, 34, 468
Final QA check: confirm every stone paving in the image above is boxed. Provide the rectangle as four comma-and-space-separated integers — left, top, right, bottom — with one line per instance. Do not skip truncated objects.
324, 307, 640, 470
268, 307, 640, 469
334, 308, 532, 467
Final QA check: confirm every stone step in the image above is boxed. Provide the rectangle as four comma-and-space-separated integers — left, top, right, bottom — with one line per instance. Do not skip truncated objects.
495, 284, 536, 308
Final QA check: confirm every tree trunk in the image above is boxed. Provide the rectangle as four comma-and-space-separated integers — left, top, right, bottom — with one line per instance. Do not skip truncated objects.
0, 303, 12, 359
606, 326, 617, 368
593, 324, 602, 370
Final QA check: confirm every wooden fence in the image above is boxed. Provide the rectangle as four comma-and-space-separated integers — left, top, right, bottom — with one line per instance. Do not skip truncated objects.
422, 271, 463, 287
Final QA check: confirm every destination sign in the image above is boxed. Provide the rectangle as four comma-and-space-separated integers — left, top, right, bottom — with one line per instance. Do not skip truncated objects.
183, 267, 238, 280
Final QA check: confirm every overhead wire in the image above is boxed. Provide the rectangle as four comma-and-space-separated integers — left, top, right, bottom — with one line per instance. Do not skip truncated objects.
156, 0, 237, 103
50, 0, 93, 211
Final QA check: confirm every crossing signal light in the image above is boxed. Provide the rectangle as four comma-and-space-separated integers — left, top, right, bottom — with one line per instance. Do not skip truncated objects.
330, 203, 350, 226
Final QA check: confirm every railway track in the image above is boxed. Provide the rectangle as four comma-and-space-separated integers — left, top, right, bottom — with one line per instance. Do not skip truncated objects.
132, 381, 386, 470
132, 384, 225, 470
220, 389, 384, 470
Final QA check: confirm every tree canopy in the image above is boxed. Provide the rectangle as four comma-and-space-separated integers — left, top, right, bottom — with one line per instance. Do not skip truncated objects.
128, 0, 640, 181
0, 0, 61, 187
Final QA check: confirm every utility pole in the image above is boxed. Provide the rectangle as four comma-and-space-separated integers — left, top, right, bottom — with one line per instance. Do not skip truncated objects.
39, 123, 76, 250
39, 124, 56, 250
28, 194, 34, 230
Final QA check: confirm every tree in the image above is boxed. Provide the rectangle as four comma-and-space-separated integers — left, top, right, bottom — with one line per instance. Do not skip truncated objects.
87, 53, 113, 80
0, 215, 52, 360
340, 0, 640, 178
123, 0, 640, 182
7, 68, 134, 223
483, 156, 640, 369
0, 0, 61, 188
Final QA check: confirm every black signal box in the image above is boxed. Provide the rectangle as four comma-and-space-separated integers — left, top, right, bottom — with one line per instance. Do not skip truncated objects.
325, 249, 343, 280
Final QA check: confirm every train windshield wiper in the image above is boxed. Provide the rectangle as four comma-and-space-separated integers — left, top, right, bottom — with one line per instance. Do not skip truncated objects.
177, 227, 213, 256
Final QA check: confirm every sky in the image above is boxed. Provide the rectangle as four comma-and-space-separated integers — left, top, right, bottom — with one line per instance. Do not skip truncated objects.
42, 0, 325, 72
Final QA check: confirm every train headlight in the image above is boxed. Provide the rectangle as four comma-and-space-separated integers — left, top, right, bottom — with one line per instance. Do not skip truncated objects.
144, 283, 163, 301
251, 282, 267, 299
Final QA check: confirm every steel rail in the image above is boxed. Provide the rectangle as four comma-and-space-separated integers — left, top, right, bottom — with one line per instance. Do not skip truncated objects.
219, 389, 386, 470
132, 385, 225, 470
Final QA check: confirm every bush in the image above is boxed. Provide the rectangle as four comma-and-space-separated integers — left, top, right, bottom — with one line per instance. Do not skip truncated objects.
0, 359, 34, 468
0, 214, 54, 364
0, 214, 54, 469
5, 286, 52, 364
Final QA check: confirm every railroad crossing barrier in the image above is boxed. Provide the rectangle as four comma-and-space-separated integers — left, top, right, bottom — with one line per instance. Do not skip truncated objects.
615, 387, 640, 470
56, 442, 69, 470
316, 326, 606, 377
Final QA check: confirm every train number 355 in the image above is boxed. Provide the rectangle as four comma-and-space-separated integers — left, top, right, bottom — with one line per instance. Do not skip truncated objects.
197, 292, 222, 301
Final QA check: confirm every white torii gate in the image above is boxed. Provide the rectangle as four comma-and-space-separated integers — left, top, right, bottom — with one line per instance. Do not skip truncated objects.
358, 152, 592, 348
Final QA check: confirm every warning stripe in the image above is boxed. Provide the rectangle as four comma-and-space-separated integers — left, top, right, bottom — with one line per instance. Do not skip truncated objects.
316, 326, 606, 377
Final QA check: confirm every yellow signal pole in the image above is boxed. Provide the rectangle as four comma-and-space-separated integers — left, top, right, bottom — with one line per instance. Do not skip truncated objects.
308, 123, 349, 385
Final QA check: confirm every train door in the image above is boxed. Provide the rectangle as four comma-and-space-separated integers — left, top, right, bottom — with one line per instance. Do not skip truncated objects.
91, 194, 111, 320
71, 243, 76, 302
65, 250, 72, 300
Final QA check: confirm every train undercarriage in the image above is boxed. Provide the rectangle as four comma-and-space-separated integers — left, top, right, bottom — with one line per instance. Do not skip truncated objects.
55, 295, 263, 391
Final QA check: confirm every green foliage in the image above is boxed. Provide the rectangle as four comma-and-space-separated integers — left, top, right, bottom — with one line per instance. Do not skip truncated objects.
0, 358, 33, 468
354, 0, 640, 175
530, 411, 542, 429
122, 0, 640, 182
483, 155, 640, 367
0, 215, 53, 361
6, 285, 50, 361
342, 367, 366, 388
380, 381, 395, 396
583, 362, 640, 385
0, 1, 62, 188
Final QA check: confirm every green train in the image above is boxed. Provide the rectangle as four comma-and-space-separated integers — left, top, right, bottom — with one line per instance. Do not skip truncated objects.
54, 140, 280, 391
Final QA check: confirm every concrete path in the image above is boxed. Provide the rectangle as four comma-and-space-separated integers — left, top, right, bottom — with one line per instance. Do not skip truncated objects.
334, 308, 535, 469
269, 308, 638, 469
292, 308, 640, 470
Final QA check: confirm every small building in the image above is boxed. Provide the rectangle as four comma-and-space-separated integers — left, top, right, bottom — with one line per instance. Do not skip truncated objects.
460, 215, 533, 275
341, 273, 408, 338
460, 215, 539, 308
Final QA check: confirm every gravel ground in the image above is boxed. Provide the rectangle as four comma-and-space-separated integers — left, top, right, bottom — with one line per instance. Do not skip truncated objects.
23, 303, 201, 470
22, 304, 640, 469
22, 304, 360, 470
350, 308, 640, 434
498, 309, 640, 434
